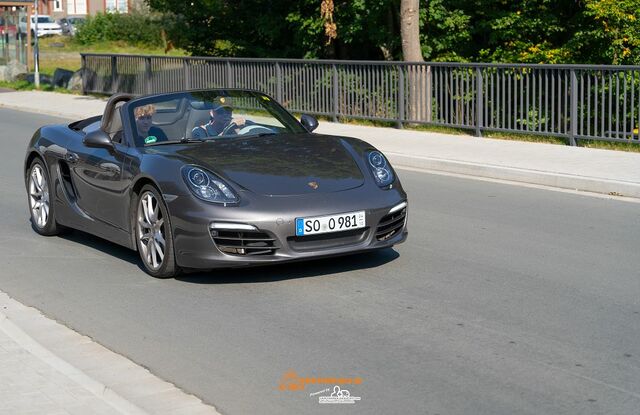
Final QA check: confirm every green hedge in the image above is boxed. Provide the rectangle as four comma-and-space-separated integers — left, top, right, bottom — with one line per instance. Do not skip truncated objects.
74, 12, 164, 48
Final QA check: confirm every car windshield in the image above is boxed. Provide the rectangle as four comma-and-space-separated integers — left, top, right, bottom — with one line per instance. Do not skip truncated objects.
129, 90, 307, 147
37, 16, 54, 23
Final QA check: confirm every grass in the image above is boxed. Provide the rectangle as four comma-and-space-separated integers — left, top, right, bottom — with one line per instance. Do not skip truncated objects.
312, 113, 640, 152
578, 139, 640, 153
0, 79, 76, 94
484, 131, 568, 145
482, 130, 640, 152
37, 35, 187, 75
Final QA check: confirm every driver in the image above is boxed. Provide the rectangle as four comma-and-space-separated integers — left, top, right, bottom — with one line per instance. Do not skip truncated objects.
191, 97, 248, 138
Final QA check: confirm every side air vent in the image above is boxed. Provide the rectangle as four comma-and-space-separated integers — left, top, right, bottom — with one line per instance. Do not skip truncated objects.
58, 161, 77, 201
376, 207, 406, 241
210, 229, 278, 256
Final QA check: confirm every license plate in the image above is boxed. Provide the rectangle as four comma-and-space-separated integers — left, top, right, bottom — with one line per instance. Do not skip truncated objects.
296, 211, 365, 236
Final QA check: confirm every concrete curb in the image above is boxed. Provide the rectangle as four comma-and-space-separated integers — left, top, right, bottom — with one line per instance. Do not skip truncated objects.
0, 311, 148, 415
0, 291, 221, 415
387, 152, 640, 199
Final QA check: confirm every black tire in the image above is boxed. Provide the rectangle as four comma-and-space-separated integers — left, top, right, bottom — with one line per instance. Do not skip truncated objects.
27, 158, 63, 236
134, 184, 180, 278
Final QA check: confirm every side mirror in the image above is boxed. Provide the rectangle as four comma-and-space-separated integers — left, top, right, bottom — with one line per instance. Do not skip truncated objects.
83, 130, 114, 151
300, 114, 319, 132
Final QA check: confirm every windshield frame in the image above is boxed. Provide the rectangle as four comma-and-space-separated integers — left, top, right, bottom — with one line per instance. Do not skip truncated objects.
125, 89, 308, 148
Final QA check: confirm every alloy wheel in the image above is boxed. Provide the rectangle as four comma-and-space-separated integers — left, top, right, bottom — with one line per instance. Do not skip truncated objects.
137, 191, 166, 270
29, 164, 49, 228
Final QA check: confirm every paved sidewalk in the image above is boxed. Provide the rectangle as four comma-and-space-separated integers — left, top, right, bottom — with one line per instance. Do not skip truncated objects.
2, 90, 640, 198
0, 291, 220, 415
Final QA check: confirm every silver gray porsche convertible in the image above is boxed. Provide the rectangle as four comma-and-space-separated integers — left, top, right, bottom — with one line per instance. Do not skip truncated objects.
24, 89, 408, 278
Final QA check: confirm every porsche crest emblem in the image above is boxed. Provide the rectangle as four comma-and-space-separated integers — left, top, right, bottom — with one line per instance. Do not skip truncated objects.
308, 181, 319, 190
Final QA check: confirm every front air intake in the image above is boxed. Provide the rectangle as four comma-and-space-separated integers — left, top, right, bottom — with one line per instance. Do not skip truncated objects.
376, 207, 406, 241
210, 229, 278, 256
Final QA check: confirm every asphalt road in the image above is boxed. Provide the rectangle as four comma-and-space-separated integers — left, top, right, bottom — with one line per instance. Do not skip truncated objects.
1, 108, 640, 415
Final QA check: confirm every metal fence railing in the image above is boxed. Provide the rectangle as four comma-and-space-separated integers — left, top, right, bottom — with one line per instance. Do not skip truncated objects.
81, 53, 640, 145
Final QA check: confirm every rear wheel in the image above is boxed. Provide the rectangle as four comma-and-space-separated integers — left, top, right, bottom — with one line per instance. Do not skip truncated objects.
135, 185, 180, 278
28, 159, 62, 236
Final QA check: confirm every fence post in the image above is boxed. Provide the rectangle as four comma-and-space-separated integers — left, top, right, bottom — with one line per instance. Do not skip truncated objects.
332, 64, 338, 122
475, 66, 483, 137
426, 65, 432, 123
183, 58, 190, 90
144, 57, 152, 94
111, 55, 118, 94
569, 69, 578, 146
80, 54, 86, 95
397, 65, 404, 129
226, 60, 233, 88
275, 62, 283, 102
14, 32, 18, 62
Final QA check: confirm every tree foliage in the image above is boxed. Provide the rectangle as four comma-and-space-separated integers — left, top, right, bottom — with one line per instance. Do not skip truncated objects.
146, 0, 640, 64
582, 0, 640, 64
75, 11, 165, 48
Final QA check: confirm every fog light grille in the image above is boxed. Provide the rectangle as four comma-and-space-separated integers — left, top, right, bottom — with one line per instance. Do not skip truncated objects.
210, 230, 278, 256
376, 207, 406, 241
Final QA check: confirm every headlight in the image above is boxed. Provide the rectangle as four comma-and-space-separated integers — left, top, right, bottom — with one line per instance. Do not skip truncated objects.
367, 151, 394, 187
181, 166, 239, 205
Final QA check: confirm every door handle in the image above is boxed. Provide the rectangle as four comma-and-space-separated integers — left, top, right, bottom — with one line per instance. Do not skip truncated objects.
65, 152, 79, 164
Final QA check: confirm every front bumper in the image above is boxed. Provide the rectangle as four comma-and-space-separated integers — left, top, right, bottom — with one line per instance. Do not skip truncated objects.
37, 29, 62, 37
167, 187, 408, 270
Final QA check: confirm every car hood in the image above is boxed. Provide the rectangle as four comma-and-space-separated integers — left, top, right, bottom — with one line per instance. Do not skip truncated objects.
149, 134, 366, 196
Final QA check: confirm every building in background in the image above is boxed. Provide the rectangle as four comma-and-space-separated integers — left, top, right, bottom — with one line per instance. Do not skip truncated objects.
39, 0, 147, 18
0, 0, 33, 69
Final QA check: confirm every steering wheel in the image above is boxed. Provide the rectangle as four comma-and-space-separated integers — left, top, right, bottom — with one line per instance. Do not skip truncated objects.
220, 121, 239, 136
236, 125, 276, 135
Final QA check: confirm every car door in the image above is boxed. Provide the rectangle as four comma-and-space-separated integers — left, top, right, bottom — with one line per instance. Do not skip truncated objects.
66, 106, 133, 231
66, 140, 130, 230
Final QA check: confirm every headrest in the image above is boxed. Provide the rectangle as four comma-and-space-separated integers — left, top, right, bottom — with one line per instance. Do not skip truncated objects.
101, 93, 135, 134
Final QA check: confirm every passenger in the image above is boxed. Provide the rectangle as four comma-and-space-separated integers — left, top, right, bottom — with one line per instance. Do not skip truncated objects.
135, 104, 168, 144
191, 97, 247, 138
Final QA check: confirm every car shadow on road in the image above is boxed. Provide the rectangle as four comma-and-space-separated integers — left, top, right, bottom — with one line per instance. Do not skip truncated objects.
58, 229, 400, 283
58, 230, 141, 266
177, 249, 400, 284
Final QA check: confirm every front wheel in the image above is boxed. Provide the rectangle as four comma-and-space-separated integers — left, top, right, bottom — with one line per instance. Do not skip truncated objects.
135, 185, 180, 278
27, 159, 63, 236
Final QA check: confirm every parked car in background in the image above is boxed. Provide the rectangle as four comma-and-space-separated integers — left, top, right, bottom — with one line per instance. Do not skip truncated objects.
19, 15, 62, 37
58, 16, 85, 36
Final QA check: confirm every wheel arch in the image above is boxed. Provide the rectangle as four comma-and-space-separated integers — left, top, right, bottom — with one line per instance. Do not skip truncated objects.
24, 150, 44, 184
131, 175, 161, 197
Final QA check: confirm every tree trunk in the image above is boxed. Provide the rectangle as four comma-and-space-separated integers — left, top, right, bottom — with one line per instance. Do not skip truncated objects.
400, 0, 427, 123
400, 0, 423, 62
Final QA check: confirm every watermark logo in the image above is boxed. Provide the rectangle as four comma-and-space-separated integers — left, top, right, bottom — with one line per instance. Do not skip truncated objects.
278, 370, 362, 391
279, 370, 363, 405
317, 385, 361, 404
